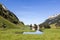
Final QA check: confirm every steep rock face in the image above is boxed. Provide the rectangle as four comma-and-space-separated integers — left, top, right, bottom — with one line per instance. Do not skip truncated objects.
39, 14, 60, 28
44, 14, 60, 25
0, 3, 19, 24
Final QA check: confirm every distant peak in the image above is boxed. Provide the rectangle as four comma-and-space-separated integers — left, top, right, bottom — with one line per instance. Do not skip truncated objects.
48, 14, 60, 19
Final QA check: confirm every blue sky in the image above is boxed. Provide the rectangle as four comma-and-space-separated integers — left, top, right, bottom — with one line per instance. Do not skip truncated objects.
0, 0, 60, 25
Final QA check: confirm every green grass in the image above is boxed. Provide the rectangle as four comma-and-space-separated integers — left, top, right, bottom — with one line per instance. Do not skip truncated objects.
50, 24, 56, 28
0, 29, 60, 40
0, 16, 28, 29
0, 16, 60, 40
0, 16, 19, 28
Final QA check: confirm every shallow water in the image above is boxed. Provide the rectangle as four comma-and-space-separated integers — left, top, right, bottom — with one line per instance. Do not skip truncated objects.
23, 30, 43, 34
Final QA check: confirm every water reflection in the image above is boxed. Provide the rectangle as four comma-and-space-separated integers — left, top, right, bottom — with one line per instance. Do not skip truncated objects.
23, 30, 43, 34
23, 26, 43, 34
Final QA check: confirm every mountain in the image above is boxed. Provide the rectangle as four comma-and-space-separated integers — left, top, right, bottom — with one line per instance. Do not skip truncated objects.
44, 14, 60, 25
39, 14, 60, 28
0, 3, 20, 24
0, 3, 25, 28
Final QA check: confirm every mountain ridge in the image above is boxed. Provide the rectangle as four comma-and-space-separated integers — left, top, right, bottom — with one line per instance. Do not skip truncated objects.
0, 3, 25, 28
0, 3, 22, 24
39, 13, 60, 28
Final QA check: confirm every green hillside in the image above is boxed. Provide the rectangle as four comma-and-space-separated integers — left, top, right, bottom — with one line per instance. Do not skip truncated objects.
0, 3, 28, 29
0, 16, 22, 29
0, 3, 20, 24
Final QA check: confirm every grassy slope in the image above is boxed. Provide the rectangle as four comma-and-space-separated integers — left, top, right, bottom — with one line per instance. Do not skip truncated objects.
50, 24, 56, 29
0, 16, 21, 29
0, 16, 30, 31
0, 16, 29, 29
